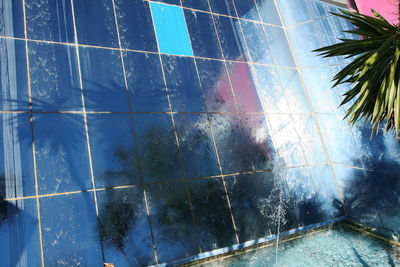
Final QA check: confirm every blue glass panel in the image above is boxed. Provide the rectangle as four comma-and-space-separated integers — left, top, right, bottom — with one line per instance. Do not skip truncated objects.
73, 0, 118, 47
253, 65, 290, 113
209, 114, 253, 174
174, 114, 220, 178
0, 0, 24, 38
0, 199, 41, 266
213, 15, 247, 62
264, 25, 295, 67
291, 115, 327, 165
146, 182, 199, 262
317, 115, 362, 167
40, 193, 103, 266
87, 113, 140, 189
314, 18, 341, 65
184, 9, 222, 59
28, 42, 82, 111
333, 165, 382, 227
123, 51, 169, 112
285, 167, 324, 226
286, 22, 327, 67
115, 0, 158, 52
151, 0, 180, 5
240, 20, 273, 65
188, 178, 237, 250
241, 114, 275, 171
276, 68, 311, 113
79, 47, 130, 112
301, 67, 342, 114
352, 123, 400, 173
366, 171, 400, 233
226, 62, 263, 112
209, 0, 235, 16
97, 187, 156, 266
275, 0, 312, 26
150, 2, 193, 56
310, 164, 344, 219
25, 0, 74, 43
233, 0, 260, 21
254, 171, 299, 233
0, 114, 35, 199
255, 0, 282, 26
268, 114, 306, 167
133, 114, 183, 183
161, 55, 205, 112
308, 0, 338, 19
33, 113, 92, 194
195, 58, 236, 112
225, 174, 271, 242
0, 39, 29, 111
181, 0, 209, 11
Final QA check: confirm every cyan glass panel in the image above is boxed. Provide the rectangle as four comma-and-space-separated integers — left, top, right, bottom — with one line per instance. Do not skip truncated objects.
314, 18, 341, 65
276, 67, 311, 113
213, 15, 247, 62
241, 114, 275, 171
286, 22, 327, 67
209, 0, 235, 16
225, 174, 271, 242
209, 114, 253, 174
34, 113, 92, 194
351, 123, 400, 173
195, 58, 236, 112
28, 42, 82, 111
308, 0, 338, 19
333, 165, 382, 227
233, 0, 260, 21
268, 114, 306, 167
151, 2, 193, 56
291, 115, 327, 165
240, 20, 273, 65
366, 171, 400, 233
255, 171, 299, 233
285, 167, 324, 226
275, 0, 312, 26
0, 39, 29, 111
97, 187, 156, 266
73, 0, 118, 47
174, 114, 220, 179
0, 0, 24, 38
181, 0, 209, 11
253, 65, 290, 113
188, 178, 237, 250
146, 182, 199, 262
264, 25, 295, 67
184, 9, 221, 59
301, 67, 342, 114
317, 115, 362, 167
0, 199, 41, 266
123, 51, 169, 112
133, 114, 183, 183
310, 164, 344, 219
225, 62, 263, 112
87, 113, 140, 189
0, 114, 35, 199
40, 193, 103, 266
255, 0, 281, 26
161, 55, 205, 112
114, 0, 158, 52
25, 0, 74, 43
151, 0, 180, 5
79, 47, 130, 112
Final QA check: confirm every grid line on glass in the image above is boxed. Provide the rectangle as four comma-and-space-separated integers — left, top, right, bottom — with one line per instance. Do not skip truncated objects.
110, 0, 160, 263
22, 1, 45, 266
69, 0, 105, 262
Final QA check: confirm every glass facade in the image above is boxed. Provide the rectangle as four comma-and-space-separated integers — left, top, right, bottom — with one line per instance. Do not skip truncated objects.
0, 0, 399, 266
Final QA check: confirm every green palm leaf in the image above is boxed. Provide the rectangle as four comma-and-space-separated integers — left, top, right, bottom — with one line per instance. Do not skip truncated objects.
314, 9, 400, 137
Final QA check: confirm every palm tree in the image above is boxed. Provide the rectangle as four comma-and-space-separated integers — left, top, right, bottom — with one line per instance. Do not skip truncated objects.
314, 7, 400, 141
